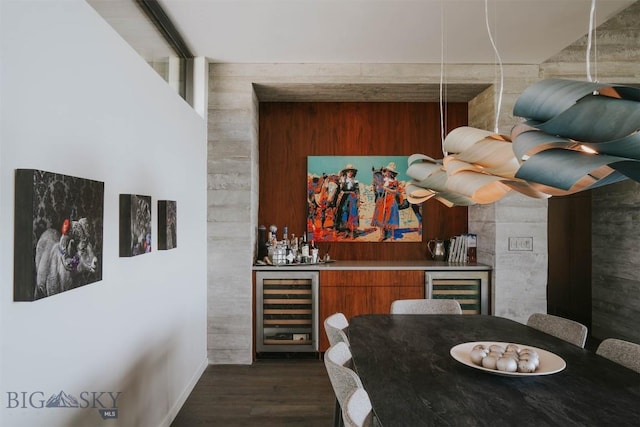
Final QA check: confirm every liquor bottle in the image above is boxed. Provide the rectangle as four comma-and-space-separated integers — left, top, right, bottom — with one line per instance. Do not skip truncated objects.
269, 224, 278, 245
310, 239, 319, 263
301, 232, 310, 262
290, 235, 299, 263
257, 225, 269, 261
284, 227, 292, 264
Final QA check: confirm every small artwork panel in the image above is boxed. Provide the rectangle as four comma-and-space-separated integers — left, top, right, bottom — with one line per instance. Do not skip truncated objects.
119, 194, 152, 257
307, 156, 422, 243
14, 169, 104, 301
158, 200, 177, 250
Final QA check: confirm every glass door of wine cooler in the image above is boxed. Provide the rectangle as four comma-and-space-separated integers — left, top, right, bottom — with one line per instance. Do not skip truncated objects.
256, 271, 319, 353
425, 270, 489, 315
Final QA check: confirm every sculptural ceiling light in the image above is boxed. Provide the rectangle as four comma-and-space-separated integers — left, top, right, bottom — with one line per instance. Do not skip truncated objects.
511, 78, 640, 195
406, 78, 640, 207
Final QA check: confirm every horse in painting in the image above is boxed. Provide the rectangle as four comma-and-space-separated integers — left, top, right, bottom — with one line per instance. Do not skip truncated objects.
307, 173, 341, 231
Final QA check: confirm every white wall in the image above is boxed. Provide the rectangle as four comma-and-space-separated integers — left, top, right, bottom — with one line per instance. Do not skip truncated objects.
0, 1, 207, 426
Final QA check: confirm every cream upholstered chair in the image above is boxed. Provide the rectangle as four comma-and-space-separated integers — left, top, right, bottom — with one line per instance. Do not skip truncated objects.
390, 298, 462, 315
325, 312, 350, 346
342, 387, 375, 427
526, 313, 588, 348
596, 338, 640, 374
324, 341, 363, 427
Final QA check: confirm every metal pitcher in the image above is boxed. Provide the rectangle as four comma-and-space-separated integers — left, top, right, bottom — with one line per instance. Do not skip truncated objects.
427, 239, 446, 261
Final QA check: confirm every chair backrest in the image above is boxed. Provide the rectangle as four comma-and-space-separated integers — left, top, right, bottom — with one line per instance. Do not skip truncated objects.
596, 338, 640, 374
390, 299, 462, 315
342, 387, 374, 427
324, 342, 363, 407
325, 312, 350, 346
526, 313, 588, 348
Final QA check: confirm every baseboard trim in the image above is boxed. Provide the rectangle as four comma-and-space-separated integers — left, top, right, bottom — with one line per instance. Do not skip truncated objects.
159, 356, 209, 427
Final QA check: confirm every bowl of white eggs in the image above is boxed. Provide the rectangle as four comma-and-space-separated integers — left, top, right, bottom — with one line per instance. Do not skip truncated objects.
449, 342, 566, 377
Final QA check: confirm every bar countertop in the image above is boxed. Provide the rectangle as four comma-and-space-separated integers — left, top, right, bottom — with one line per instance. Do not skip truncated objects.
252, 260, 491, 271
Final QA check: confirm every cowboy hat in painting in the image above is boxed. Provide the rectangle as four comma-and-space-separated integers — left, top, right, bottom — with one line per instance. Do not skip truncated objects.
340, 164, 358, 176
382, 162, 398, 175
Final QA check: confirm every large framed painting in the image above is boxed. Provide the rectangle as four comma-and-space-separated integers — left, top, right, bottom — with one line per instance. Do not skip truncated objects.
158, 200, 177, 250
307, 156, 422, 243
119, 194, 152, 257
14, 169, 104, 301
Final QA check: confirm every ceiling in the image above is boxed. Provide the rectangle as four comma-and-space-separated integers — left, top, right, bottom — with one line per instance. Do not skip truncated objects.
155, 0, 636, 64
88, 0, 177, 59
87, 0, 636, 103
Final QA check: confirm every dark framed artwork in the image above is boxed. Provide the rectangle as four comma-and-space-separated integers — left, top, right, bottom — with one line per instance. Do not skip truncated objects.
14, 169, 104, 301
119, 194, 152, 257
158, 200, 177, 250
307, 156, 421, 243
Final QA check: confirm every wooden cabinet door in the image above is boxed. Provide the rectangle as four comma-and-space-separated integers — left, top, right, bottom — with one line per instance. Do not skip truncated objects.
319, 270, 424, 351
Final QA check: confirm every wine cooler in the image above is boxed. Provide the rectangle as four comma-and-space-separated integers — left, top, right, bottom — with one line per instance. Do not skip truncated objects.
255, 271, 319, 354
425, 270, 489, 315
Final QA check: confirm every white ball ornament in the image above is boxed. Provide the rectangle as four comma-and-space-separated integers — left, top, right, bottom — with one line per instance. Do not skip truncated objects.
482, 355, 499, 370
468, 343, 539, 374
517, 359, 537, 373
497, 356, 518, 372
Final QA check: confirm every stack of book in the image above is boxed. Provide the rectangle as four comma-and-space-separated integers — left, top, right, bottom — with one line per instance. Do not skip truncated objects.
447, 233, 477, 263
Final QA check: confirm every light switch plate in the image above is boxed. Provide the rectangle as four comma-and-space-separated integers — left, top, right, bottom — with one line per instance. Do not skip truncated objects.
508, 237, 533, 251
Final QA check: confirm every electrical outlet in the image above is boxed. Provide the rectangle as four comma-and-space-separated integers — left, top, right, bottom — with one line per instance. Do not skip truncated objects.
508, 237, 533, 251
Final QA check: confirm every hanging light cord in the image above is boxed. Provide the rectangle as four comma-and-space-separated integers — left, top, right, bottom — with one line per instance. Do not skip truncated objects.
439, 1, 447, 156
484, 0, 503, 134
586, 0, 597, 82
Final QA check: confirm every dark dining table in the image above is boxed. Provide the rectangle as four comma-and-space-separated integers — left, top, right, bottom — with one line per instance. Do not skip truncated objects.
348, 314, 640, 427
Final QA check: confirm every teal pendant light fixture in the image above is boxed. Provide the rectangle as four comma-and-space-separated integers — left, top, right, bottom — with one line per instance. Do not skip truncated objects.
407, 0, 640, 207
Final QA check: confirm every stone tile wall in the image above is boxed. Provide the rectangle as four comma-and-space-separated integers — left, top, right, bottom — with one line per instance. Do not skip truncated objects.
208, 63, 546, 363
541, 0, 640, 343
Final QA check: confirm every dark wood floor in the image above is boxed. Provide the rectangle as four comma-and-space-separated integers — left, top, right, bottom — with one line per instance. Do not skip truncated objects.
171, 358, 335, 426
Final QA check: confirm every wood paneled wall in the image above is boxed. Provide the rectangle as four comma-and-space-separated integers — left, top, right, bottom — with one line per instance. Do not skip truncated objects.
258, 102, 468, 261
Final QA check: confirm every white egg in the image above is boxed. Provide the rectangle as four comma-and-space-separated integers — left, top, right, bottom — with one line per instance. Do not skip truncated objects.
482, 355, 498, 370
496, 356, 518, 372
472, 344, 487, 351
